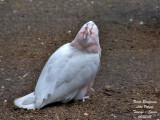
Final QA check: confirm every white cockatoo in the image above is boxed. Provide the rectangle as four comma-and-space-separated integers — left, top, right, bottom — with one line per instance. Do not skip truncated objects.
14, 21, 101, 110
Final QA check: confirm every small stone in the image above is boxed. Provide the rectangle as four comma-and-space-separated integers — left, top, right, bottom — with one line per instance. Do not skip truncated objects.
105, 85, 114, 90
104, 85, 117, 95
129, 18, 133, 22
84, 113, 89, 116
13, 10, 18, 14
139, 21, 144, 25
3, 99, 7, 105
6, 78, 11, 81
27, 26, 31, 30
1, 85, 4, 89
68, 30, 71, 34
110, 114, 117, 118
91, 1, 94, 4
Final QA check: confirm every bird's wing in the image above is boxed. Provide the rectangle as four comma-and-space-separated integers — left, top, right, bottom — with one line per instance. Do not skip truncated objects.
34, 43, 70, 98
52, 53, 100, 101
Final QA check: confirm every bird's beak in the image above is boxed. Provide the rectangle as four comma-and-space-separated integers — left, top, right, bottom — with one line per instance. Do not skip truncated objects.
81, 21, 97, 38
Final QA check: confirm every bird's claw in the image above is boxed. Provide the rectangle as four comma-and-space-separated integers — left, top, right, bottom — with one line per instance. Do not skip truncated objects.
82, 96, 89, 102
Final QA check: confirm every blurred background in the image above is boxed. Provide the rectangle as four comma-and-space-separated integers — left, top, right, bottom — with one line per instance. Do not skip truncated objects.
0, 0, 160, 119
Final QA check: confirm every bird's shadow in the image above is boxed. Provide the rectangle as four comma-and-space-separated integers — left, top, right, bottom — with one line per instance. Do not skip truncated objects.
41, 100, 76, 109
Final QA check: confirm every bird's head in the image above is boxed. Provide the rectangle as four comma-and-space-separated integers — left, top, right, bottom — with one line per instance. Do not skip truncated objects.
71, 21, 101, 56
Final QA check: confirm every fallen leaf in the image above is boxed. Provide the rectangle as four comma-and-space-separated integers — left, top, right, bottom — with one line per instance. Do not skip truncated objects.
107, 4, 112, 8
102, 62, 106, 65
115, 65, 120, 70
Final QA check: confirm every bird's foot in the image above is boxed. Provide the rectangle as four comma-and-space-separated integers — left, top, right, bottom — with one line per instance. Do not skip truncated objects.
83, 96, 89, 102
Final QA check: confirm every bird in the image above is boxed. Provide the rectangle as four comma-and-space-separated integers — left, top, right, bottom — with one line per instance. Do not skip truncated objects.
14, 21, 101, 110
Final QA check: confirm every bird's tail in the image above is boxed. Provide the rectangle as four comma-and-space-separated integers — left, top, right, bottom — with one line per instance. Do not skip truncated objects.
14, 92, 36, 110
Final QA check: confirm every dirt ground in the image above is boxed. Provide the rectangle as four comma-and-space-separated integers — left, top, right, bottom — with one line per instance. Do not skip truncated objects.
0, 0, 160, 119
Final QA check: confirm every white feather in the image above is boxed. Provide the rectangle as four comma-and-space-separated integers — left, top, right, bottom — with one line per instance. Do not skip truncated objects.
14, 92, 35, 110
